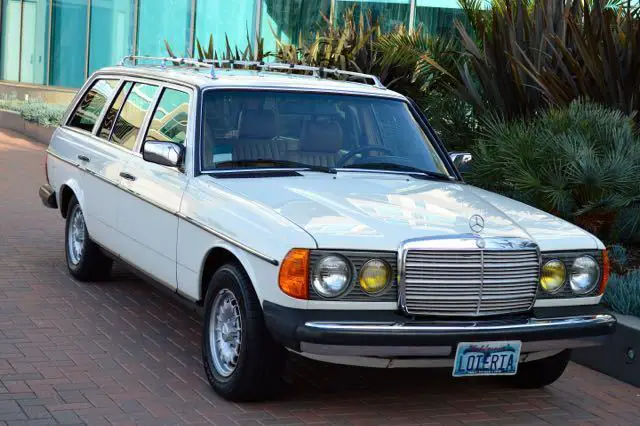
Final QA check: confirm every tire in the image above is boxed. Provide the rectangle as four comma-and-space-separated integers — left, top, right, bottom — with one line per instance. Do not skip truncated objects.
509, 349, 571, 389
64, 196, 113, 281
202, 262, 286, 402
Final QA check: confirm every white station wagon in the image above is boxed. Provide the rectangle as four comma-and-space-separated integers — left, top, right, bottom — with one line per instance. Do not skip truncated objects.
40, 57, 616, 401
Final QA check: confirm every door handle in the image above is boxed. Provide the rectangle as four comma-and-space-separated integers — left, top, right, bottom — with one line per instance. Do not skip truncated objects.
77, 155, 90, 162
120, 171, 137, 181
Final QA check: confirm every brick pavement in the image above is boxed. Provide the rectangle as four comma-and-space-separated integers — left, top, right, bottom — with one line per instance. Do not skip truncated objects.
0, 128, 639, 425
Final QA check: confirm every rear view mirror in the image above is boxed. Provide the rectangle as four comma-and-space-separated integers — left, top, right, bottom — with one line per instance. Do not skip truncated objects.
143, 140, 184, 168
449, 152, 473, 174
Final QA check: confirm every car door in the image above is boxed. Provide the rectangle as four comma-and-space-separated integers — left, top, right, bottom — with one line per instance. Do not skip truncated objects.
116, 84, 192, 290
63, 78, 127, 252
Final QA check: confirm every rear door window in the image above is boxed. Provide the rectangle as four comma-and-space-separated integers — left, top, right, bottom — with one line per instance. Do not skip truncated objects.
67, 79, 118, 132
97, 81, 133, 140
109, 82, 159, 151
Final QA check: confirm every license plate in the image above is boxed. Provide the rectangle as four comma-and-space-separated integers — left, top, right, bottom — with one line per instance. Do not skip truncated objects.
453, 341, 521, 377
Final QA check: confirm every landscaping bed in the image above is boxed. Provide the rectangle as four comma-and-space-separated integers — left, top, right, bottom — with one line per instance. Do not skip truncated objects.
0, 95, 67, 145
0, 109, 56, 145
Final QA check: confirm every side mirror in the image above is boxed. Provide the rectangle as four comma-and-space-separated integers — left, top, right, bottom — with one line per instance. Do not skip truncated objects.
143, 140, 184, 168
449, 152, 473, 174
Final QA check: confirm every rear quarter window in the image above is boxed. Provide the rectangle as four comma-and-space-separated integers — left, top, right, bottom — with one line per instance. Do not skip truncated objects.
68, 79, 119, 132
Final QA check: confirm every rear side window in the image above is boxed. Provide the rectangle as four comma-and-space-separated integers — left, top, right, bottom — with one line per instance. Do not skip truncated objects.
97, 82, 132, 140
109, 83, 159, 150
145, 88, 190, 145
68, 79, 118, 132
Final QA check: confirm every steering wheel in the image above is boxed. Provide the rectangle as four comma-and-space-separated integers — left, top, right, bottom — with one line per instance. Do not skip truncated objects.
336, 146, 394, 168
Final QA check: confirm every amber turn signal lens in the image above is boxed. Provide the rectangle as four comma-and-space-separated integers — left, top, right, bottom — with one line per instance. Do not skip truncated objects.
279, 249, 309, 299
599, 249, 610, 295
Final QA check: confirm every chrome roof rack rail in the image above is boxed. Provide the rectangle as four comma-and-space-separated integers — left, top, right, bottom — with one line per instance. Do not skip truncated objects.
118, 56, 386, 89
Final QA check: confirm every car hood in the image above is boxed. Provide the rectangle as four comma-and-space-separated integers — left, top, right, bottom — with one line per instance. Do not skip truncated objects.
213, 172, 600, 252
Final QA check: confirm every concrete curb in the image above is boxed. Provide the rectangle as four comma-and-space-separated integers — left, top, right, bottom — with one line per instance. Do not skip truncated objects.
0, 109, 55, 146
572, 314, 640, 387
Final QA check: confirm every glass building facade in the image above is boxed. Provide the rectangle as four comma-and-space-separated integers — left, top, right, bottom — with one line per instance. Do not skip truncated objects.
0, 0, 463, 89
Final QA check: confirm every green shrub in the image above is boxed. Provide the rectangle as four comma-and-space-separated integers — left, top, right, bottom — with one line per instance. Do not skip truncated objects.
467, 101, 640, 240
603, 270, 640, 317
0, 96, 66, 128
18, 101, 66, 127
0, 97, 23, 113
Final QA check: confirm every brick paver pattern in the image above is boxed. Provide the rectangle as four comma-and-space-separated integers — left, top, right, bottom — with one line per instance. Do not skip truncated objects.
0, 129, 639, 425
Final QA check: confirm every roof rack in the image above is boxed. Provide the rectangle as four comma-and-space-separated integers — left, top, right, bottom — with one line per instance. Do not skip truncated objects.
118, 55, 386, 89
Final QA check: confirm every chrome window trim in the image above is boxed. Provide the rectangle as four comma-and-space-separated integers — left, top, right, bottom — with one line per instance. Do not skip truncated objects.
91, 78, 125, 135
131, 82, 163, 153
91, 69, 200, 92
397, 235, 541, 316
105, 82, 134, 142
65, 77, 121, 131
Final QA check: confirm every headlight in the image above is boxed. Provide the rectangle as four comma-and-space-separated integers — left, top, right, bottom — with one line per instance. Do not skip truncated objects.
570, 256, 600, 294
359, 259, 391, 295
540, 260, 566, 293
311, 255, 352, 298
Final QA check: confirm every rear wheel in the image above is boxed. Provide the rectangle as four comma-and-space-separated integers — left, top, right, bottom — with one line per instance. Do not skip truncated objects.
65, 196, 112, 281
509, 350, 571, 388
202, 263, 286, 401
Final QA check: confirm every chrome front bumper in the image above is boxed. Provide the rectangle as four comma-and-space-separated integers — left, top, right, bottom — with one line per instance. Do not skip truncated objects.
299, 315, 616, 357
263, 302, 616, 358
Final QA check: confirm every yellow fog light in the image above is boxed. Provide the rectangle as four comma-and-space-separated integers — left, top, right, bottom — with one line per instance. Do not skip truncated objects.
540, 259, 566, 293
359, 259, 391, 295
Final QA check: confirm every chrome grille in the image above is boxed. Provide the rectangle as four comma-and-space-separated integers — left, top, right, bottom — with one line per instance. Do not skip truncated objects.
402, 247, 539, 316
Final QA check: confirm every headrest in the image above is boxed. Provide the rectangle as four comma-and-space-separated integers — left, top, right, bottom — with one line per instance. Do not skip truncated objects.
302, 121, 343, 153
238, 109, 277, 139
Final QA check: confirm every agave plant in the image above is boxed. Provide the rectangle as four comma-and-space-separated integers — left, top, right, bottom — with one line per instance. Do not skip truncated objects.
602, 269, 640, 317
165, 29, 268, 64
439, 0, 640, 121
467, 101, 640, 240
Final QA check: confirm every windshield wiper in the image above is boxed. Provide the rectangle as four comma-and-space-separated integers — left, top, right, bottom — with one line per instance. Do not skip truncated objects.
339, 163, 453, 181
213, 159, 336, 174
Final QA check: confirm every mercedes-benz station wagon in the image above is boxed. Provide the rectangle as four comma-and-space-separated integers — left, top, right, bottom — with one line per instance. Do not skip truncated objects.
39, 57, 615, 401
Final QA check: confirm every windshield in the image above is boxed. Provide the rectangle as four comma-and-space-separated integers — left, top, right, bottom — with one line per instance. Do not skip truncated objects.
201, 90, 451, 178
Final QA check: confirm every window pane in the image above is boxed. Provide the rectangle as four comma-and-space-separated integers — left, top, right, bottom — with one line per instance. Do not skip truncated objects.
415, 0, 468, 36
68, 79, 119, 132
110, 83, 159, 150
89, 0, 135, 74
98, 81, 133, 140
335, 0, 410, 32
137, 0, 192, 57
201, 90, 450, 176
0, 0, 21, 81
261, 0, 330, 55
50, 0, 88, 87
146, 89, 190, 145
195, 0, 255, 58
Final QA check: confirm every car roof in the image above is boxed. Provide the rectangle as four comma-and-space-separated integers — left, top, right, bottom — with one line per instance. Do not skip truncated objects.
96, 65, 407, 100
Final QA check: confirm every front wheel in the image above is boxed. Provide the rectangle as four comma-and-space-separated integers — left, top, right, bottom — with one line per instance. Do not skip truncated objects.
202, 263, 286, 401
509, 349, 571, 388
